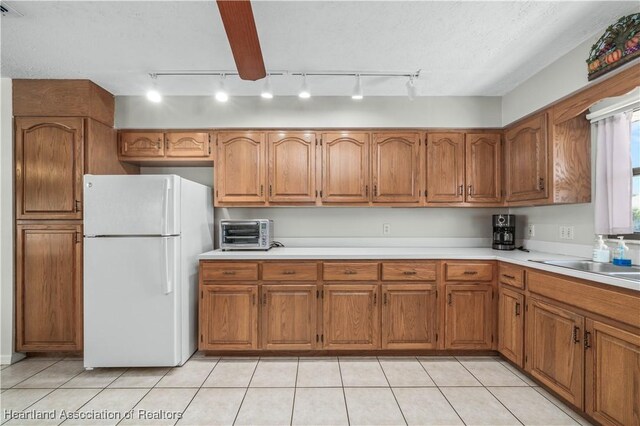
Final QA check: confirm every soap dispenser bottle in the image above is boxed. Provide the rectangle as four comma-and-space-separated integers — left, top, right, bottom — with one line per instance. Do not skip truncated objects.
612, 236, 631, 266
592, 235, 610, 263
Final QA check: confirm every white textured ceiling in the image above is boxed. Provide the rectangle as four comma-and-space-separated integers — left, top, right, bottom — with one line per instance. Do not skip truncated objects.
1, 1, 638, 96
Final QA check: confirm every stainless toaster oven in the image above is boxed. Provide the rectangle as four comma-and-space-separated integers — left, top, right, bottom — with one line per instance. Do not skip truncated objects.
219, 219, 273, 251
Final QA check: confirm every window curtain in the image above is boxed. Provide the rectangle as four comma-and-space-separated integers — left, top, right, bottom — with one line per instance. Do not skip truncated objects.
594, 111, 633, 235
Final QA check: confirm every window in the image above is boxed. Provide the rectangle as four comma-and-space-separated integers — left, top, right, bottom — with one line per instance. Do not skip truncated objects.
632, 110, 639, 234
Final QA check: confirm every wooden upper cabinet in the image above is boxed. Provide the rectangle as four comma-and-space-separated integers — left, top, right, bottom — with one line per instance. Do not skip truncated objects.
526, 298, 584, 409
321, 132, 370, 203
15, 117, 84, 220
445, 284, 493, 349
16, 223, 83, 351
498, 286, 524, 367
372, 132, 421, 203
426, 133, 464, 203
119, 132, 164, 158
216, 132, 266, 203
261, 284, 317, 350
465, 133, 501, 203
382, 284, 437, 349
165, 132, 210, 158
585, 319, 640, 426
505, 114, 549, 202
323, 284, 379, 349
200, 284, 258, 350
268, 132, 316, 203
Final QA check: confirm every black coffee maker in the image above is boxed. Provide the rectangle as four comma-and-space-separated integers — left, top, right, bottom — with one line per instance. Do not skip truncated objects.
493, 214, 515, 250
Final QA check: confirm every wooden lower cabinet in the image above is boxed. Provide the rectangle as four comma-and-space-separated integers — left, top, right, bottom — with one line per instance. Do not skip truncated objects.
445, 284, 493, 349
322, 284, 379, 349
382, 284, 437, 349
526, 298, 584, 409
585, 319, 640, 426
261, 284, 317, 350
200, 284, 259, 350
16, 223, 83, 351
498, 286, 524, 366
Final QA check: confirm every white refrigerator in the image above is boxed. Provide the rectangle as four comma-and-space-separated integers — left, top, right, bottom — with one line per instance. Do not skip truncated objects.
83, 175, 213, 368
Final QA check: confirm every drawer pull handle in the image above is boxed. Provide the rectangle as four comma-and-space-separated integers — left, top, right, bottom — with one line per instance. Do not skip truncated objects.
344, 270, 357, 275
373, 293, 377, 305
223, 271, 236, 275
584, 331, 592, 349
282, 270, 296, 275
447, 293, 452, 305
572, 326, 580, 344
502, 274, 515, 279
383, 293, 387, 305
463, 271, 478, 275
515, 302, 521, 316
403, 271, 417, 275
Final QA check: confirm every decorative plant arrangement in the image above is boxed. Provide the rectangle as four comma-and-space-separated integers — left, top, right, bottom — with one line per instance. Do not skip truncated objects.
587, 13, 640, 80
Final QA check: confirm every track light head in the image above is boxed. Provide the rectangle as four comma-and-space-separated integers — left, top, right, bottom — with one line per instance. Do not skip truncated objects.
298, 74, 311, 99
215, 74, 229, 102
261, 74, 273, 99
146, 73, 162, 103
351, 75, 363, 100
406, 76, 418, 101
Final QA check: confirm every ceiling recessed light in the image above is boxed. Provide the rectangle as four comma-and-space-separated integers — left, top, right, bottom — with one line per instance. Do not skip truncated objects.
261, 74, 273, 99
352, 75, 363, 100
298, 74, 311, 99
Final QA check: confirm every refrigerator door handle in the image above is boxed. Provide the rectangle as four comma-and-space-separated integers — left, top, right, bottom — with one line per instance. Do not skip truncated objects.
162, 178, 172, 236
162, 237, 173, 295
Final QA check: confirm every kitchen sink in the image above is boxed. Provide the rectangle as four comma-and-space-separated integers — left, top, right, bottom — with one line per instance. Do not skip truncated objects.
533, 260, 640, 282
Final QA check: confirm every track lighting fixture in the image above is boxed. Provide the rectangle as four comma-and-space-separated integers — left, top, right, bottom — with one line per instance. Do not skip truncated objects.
406, 76, 418, 101
215, 74, 229, 102
298, 74, 311, 99
261, 74, 273, 99
146, 74, 162, 103
352, 75, 363, 100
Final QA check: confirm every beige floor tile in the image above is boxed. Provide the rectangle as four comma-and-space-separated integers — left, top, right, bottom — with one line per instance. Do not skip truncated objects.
234, 387, 295, 426
120, 388, 198, 425
344, 387, 405, 426
292, 388, 348, 426
533, 387, 594, 425
0, 388, 53, 422
440, 387, 520, 425
176, 388, 245, 426
380, 359, 435, 387
108, 368, 169, 388
250, 359, 298, 387
419, 359, 481, 387
393, 387, 463, 426
1, 359, 61, 389
6, 388, 101, 425
156, 359, 218, 388
62, 368, 126, 389
14, 361, 84, 389
202, 359, 258, 388
296, 360, 342, 387
339, 360, 388, 387
489, 387, 578, 425
499, 360, 538, 386
64, 388, 149, 425
458, 359, 528, 386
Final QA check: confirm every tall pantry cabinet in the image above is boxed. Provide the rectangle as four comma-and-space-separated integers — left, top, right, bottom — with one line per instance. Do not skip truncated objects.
13, 80, 137, 352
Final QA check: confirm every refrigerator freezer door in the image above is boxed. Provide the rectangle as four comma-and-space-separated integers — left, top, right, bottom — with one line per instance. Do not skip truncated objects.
84, 175, 180, 236
84, 236, 181, 367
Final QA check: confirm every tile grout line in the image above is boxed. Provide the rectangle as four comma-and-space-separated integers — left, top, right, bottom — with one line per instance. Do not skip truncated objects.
336, 357, 351, 426
531, 387, 589, 425
376, 357, 408, 426
231, 357, 260, 426
172, 355, 221, 426
288, 357, 300, 426
416, 356, 466, 426
6, 358, 66, 389
112, 366, 174, 426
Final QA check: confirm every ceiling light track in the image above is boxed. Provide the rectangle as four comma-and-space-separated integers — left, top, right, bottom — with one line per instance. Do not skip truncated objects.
150, 70, 421, 79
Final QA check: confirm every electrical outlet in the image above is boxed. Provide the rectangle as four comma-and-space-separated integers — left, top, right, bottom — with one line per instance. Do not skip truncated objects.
567, 226, 575, 240
383, 223, 391, 235
559, 226, 565, 239
527, 224, 535, 238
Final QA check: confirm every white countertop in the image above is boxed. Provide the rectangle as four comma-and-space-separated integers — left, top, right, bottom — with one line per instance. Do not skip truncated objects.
199, 247, 640, 292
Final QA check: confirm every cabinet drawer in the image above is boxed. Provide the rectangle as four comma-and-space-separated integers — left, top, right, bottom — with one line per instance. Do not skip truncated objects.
382, 262, 437, 281
445, 262, 494, 281
499, 263, 525, 289
263, 262, 318, 281
323, 262, 379, 281
201, 262, 259, 281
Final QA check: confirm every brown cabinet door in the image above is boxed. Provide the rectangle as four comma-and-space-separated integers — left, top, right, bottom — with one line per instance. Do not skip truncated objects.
15, 117, 84, 220
216, 132, 266, 203
371, 132, 421, 203
165, 132, 210, 158
200, 285, 258, 350
505, 114, 548, 202
585, 319, 640, 426
119, 131, 164, 157
261, 285, 317, 350
465, 133, 501, 203
426, 133, 464, 203
498, 286, 524, 367
323, 284, 379, 349
321, 132, 370, 203
382, 284, 437, 349
526, 298, 584, 409
445, 284, 493, 349
268, 132, 316, 203
16, 223, 82, 351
